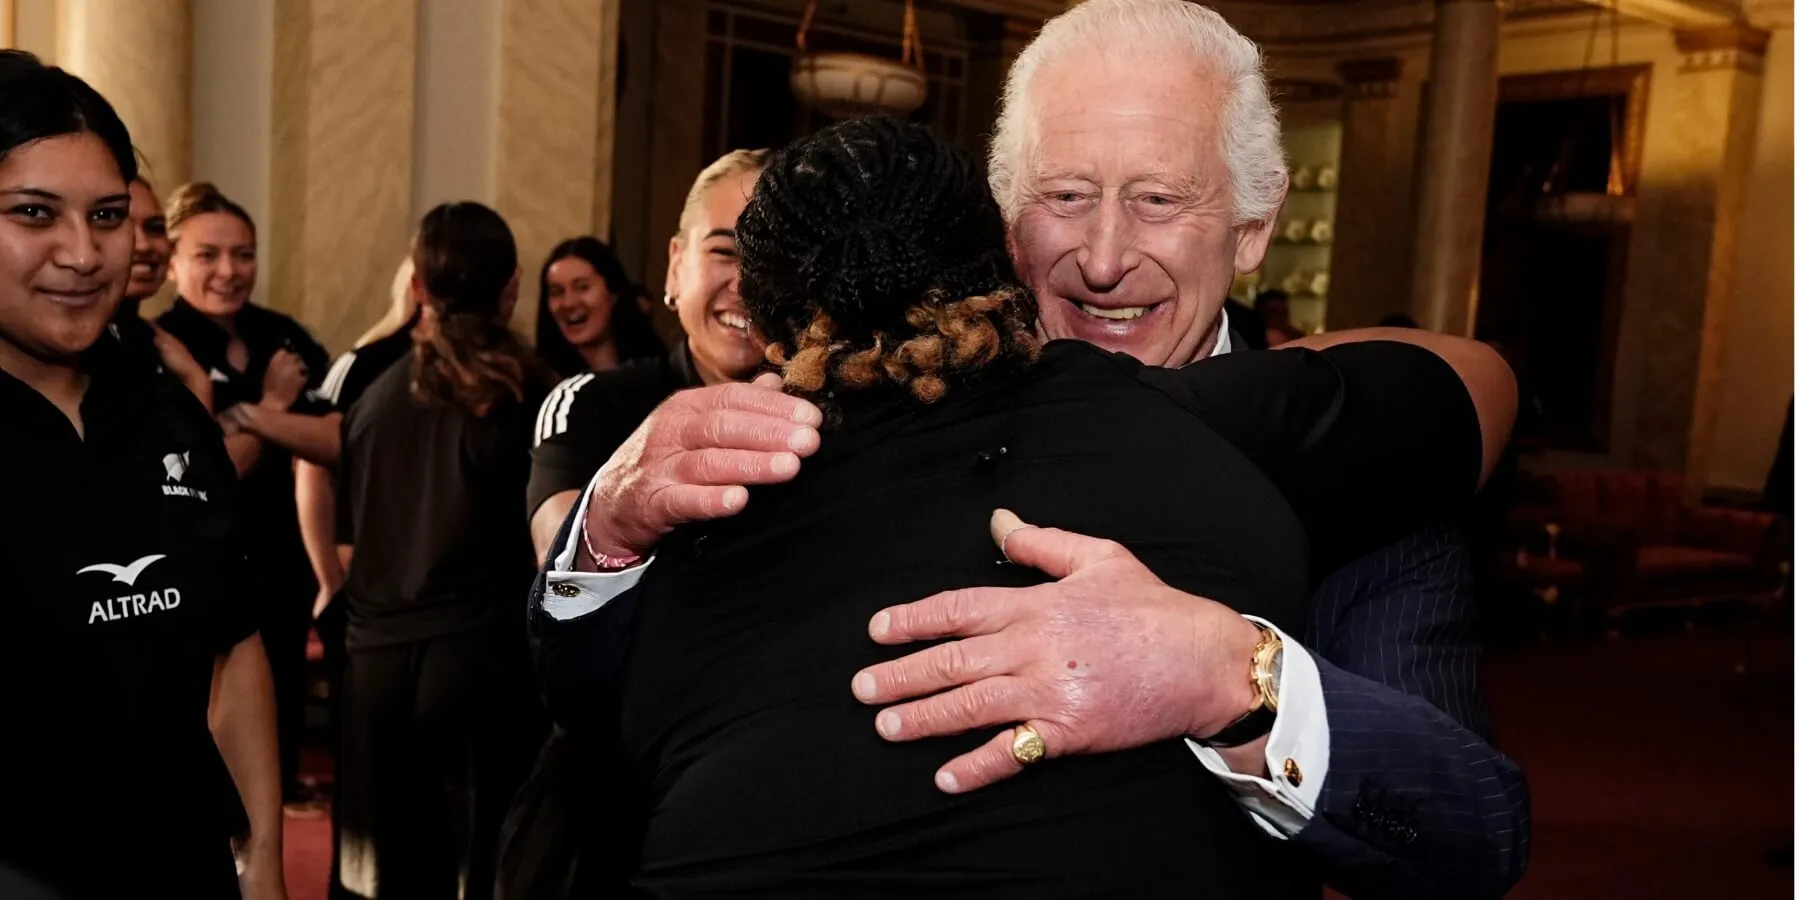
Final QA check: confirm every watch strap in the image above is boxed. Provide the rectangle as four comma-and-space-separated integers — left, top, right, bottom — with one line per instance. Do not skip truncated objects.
1196, 704, 1276, 748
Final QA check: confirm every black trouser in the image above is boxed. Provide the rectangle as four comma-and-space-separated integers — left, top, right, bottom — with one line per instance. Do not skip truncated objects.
317, 590, 352, 888
256, 569, 316, 801
495, 726, 648, 900
333, 628, 545, 900
9, 841, 240, 900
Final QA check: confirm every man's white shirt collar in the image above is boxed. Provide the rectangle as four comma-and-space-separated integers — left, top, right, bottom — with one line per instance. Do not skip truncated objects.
1211, 307, 1234, 357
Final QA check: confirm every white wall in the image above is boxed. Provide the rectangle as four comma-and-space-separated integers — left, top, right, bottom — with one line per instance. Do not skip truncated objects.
412, 0, 500, 218
192, 0, 274, 304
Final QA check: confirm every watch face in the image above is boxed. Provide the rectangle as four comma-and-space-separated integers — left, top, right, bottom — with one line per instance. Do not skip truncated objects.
1270, 646, 1284, 686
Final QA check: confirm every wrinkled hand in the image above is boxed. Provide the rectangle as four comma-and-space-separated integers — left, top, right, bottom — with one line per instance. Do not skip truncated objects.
580, 373, 823, 562
852, 509, 1263, 793
262, 349, 308, 410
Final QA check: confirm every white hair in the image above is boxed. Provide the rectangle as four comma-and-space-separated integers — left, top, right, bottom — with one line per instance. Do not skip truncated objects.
987, 0, 1287, 226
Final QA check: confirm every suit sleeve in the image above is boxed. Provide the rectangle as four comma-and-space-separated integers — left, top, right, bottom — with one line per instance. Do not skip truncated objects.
527, 506, 643, 735
1297, 526, 1530, 899
1152, 342, 1484, 573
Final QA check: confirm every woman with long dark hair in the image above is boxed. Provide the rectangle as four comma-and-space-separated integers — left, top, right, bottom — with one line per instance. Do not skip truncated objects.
0, 50, 285, 900
533, 235, 663, 379
333, 202, 551, 899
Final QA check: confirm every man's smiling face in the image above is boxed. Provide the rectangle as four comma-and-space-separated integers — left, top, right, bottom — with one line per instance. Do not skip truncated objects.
1010, 48, 1278, 367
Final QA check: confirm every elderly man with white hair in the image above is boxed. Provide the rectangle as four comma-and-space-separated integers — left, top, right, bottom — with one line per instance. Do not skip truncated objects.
530, 2, 1529, 897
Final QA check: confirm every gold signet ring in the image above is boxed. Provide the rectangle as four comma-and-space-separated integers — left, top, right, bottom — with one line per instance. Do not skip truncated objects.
1011, 723, 1046, 765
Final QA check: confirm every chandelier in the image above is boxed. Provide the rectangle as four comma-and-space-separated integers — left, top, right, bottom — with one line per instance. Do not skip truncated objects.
790, 0, 929, 119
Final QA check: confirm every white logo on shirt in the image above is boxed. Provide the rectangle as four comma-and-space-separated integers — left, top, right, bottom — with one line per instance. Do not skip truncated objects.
160, 450, 208, 501
535, 373, 596, 446
77, 555, 183, 624
208, 367, 231, 383
77, 554, 167, 586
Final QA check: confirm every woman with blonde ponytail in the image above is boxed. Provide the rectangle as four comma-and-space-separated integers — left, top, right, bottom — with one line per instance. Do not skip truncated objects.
332, 201, 550, 899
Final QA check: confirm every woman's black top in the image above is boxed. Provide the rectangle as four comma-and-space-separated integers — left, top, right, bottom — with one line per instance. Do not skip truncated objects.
0, 341, 255, 892
158, 298, 332, 581
620, 339, 1483, 898
318, 320, 418, 414
526, 343, 704, 518
336, 359, 543, 650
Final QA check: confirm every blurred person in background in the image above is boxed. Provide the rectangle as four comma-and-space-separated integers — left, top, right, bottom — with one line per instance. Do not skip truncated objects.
107, 175, 213, 408
533, 235, 664, 380
157, 180, 334, 807
333, 202, 551, 899
1254, 289, 1304, 346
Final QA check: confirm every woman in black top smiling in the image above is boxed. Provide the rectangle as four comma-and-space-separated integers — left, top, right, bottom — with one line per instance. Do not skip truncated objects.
604, 117, 1515, 897
0, 50, 285, 900
534, 235, 664, 380
156, 181, 335, 805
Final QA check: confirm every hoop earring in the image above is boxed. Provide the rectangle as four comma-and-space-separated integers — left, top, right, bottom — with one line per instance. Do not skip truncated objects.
663, 292, 677, 311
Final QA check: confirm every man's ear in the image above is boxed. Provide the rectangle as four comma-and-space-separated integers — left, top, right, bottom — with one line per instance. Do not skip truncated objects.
1235, 177, 1289, 274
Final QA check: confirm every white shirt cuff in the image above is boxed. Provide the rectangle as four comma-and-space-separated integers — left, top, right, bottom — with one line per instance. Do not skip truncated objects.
1186, 616, 1330, 838
541, 471, 654, 621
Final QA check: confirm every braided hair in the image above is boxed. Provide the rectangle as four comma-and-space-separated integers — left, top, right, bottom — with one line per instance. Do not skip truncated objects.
737, 116, 1038, 409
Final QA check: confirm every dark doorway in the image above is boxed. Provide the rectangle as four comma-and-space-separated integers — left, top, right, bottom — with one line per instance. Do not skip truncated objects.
1474, 66, 1649, 452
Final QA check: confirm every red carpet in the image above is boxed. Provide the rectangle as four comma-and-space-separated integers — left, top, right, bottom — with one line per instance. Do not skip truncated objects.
283, 624, 1793, 899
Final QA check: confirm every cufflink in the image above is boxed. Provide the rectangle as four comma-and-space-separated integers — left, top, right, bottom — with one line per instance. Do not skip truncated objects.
1282, 758, 1303, 787
550, 582, 580, 598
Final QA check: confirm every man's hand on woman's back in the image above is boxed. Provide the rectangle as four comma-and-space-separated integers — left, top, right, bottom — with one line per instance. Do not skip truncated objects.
576, 373, 823, 566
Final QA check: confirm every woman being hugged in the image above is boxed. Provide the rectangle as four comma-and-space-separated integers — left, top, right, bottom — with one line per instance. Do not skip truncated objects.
0, 50, 285, 900
597, 116, 1514, 897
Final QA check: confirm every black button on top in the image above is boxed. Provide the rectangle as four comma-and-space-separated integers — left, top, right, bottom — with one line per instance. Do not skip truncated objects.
974, 446, 1008, 472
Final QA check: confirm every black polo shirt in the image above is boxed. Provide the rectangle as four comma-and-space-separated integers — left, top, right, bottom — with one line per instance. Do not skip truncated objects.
0, 342, 254, 879
107, 299, 164, 375
158, 298, 332, 580
337, 360, 544, 650
318, 319, 418, 414
526, 343, 705, 518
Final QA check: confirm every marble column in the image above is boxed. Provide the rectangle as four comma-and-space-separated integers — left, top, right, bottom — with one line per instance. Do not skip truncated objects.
1407, 0, 1500, 336
1326, 57, 1411, 330
59, 0, 193, 188
492, 0, 620, 340
270, 0, 417, 354
1611, 26, 1768, 494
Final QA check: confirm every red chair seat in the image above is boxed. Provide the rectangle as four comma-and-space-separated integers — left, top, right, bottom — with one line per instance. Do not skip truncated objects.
1636, 546, 1756, 578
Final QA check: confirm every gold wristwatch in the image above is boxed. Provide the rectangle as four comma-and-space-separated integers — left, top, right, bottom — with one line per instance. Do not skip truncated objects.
1198, 623, 1283, 748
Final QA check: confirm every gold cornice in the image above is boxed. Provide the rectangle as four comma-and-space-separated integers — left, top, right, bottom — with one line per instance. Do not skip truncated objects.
1676, 24, 1772, 71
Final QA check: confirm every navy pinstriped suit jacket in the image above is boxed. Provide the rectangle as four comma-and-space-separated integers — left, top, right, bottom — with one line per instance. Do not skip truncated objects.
1295, 524, 1530, 898
1219, 330, 1529, 897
